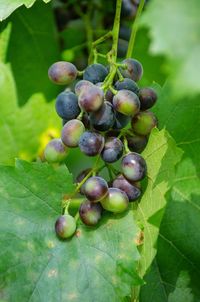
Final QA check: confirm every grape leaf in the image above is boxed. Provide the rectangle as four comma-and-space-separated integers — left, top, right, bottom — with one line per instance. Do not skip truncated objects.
0, 160, 142, 302
0, 0, 51, 21
133, 128, 182, 278
3, 1, 60, 105
141, 0, 200, 97
0, 61, 61, 165
139, 54, 200, 302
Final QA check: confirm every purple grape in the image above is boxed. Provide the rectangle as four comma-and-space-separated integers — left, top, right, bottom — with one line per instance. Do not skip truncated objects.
122, 152, 147, 181
75, 80, 94, 96
76, 168, 92, 195
120, 58, 143, 82
48, 61, 77, 85
127, 134, 148, 153
115, 78, 139, 95
101, 137, 123, 163
139, 87, 158, 110
56, 91, 80, 120
79, 200, 103, 226
61, 119, 85, 147
113, 89, 140, 116
79, 131, 105, 156
44, 138, 68, 163
112, 174, 141, 201
101, 188, 129, 213
90, 102, 115, 131
55, 214, 76, 239
83, 63, 108, 84
113, 112, 130, 129
78, 86, 104, 112
83, 176, 108, 202
131, 111, 158, 136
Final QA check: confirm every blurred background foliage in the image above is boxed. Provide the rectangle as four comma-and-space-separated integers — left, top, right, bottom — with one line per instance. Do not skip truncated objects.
0, 0, 200, 300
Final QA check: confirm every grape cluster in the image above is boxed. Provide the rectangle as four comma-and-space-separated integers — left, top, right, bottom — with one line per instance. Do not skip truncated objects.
45, 58, 158, 239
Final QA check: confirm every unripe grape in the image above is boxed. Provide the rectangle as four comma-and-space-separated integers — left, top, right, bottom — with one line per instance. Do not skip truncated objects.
55, 214, 76, 239
79, 131, 105, 156
127, 134, 148, 153
76, 168, 92, 194
101, 188, 129, 213
83, 63, 108, 84
56, 91, 80, 120
79, 200, 103, 226
131, 111, 158, 136
120, 58, 143, 82
122, 152, 147, 182
139, 87, 158, 110
90, 102, 115, 131
48, 61, 77, 85
101, 137, 123, 163
78, 86, 104, 112
84, 176, 108, 202
115, 78, 139, 95
61, 119, 85, 147
113, 89, 140, 116
75, 80, 94, 96
44, 138, 68, 163
112, 174, 141, 201
114, 112, 130, 129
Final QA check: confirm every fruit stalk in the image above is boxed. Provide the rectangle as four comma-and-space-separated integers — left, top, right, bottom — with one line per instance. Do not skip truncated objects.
126, 0, 145, 58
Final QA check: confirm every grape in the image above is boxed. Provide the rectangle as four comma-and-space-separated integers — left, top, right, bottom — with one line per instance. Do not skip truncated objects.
117, 39, 129, 58
115, 78, 139, 95
121, 152, 147, 181
83, 63, 108, 84
119, 26, 131, 41
61, 119, 85, 147
44, 138, 68, 163
76, 168, 92, 195
120, 58, 143, 82
131, 111, 158, 136
78, 86, 104, 112
112, 174, 141, 201
56, 91, 80, 120
113, 111, 130, 129
121, 0, 137, 18
113, 89, 140, 116
48, 61, 77, 85
84, 176, 108, 202
101, 137, 123, 163
55, 214, 76, 239
79, 131, 105, 156
90, 102, 115, 131
79, 200, 103, 226
139, 87, 158, 110
101, 188, 129, 213
75, 80, 94, 96
105, 89, 114, 103
82, 113, 90, 129
127, 134, 148, 153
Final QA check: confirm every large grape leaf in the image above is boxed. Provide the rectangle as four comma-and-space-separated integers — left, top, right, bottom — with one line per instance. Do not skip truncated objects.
133, 128, 182, 278
0, 160, 142, 302
3, 1, 60, 105
140, 90, 200, 300
0, 61, 61, 165
0, 0, 51, 21
141, 0, 200, 97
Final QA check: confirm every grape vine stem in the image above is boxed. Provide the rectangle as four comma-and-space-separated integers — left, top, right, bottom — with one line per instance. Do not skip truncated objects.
126, 0, 145, 58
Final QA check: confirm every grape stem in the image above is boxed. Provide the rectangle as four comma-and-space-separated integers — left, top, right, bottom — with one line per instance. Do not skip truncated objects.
123, 136, 130, 154
126, 0, 145, 58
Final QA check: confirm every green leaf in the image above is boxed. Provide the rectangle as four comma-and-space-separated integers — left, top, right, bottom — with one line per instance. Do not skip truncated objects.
134, 128, 182, 277
4, 1, 60, 105
0, 160, 142, 302
140, 70, 200, 302
0, 0, 51, 21
0, 62, 61, 165
140, 158, 200, 301
141, 0, 200, 97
